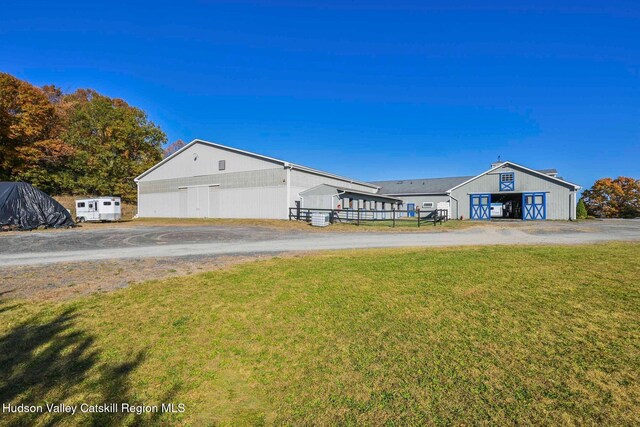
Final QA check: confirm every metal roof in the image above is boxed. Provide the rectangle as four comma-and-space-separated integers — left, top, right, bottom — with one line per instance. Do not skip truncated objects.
300, 184, 402, 202
371, 176, 475, 195
537, 169, 558, 175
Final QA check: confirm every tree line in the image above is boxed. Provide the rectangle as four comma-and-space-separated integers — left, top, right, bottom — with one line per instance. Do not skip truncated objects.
0, 72, 166, 201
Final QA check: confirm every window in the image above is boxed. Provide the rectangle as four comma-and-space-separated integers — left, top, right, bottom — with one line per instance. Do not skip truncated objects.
422, 202, 434, 209
88, 203, 93, 209
103, 201, 112, 206
500, 172, 515, 191
114, 201, 120, 206
77, 202, 85, 208
218, 160, 226, 171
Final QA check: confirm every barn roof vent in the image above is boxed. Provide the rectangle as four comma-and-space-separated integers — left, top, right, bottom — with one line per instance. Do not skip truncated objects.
491, 156, 505, 169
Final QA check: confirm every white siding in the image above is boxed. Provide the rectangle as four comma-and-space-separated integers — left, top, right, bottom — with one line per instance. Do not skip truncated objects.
139, 186, 287, 219
137, 141, 378, 219
290, 169, 378, 205
141, 142, 281, 181
139, 191, 181, 218
299, 185, 338, 210
396, 195, 450, 210
137, 142, 290, 218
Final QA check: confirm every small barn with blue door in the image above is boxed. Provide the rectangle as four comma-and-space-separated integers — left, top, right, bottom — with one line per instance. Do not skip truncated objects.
449, 161, 580, 221
373, 161, 580, 221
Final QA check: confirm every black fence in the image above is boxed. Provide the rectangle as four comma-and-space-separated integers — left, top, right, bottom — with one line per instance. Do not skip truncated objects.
288, 207, 449, 227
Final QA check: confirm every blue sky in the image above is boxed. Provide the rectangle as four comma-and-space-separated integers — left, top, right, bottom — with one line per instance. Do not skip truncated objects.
1, 1, 638, 189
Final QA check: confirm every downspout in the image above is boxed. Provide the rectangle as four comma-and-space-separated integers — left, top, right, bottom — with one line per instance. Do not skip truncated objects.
284, 163, 292, 219
448, 192, 459, 220
135, 179, 140, 219
335, 189, 346, 209
570, 187, 580, 221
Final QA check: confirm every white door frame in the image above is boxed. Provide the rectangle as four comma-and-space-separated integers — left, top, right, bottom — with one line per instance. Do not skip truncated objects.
178, 184, 220, 218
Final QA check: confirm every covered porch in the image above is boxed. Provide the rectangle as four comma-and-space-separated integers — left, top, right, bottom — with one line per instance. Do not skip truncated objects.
297, 184, 403, 219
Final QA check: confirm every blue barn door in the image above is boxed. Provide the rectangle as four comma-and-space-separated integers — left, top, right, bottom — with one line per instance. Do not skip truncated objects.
407, 203, 415, 217
523, 193, 546, 220
470, 194, 491, 220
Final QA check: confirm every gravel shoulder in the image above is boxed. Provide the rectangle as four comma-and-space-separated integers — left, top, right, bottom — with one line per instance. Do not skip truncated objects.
1, 220, 638, 265
1, 219, 638, 301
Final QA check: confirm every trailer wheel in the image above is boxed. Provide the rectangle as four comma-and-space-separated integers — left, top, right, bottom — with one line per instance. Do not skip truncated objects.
76, 217, 86, 223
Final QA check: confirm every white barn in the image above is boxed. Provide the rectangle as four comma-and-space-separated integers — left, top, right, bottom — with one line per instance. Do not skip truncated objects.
136, 140, 581, 221
135, 139, 379, 219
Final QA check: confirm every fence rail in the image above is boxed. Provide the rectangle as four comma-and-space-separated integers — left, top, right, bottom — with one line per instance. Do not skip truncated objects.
288, 207, 449, 227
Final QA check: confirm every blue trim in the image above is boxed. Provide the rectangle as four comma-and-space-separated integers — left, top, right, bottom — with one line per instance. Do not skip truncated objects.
407, 203, 415, 217
499, 172, 515, 191
522, 192, 546, 220
470, 194, 491, 220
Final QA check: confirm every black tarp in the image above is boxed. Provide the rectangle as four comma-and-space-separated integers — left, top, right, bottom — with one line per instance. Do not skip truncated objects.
0, 182, 75, 230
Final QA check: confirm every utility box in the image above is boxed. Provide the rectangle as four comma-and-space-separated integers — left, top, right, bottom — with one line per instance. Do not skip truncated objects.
311, 212, 330, 227
436, 201, 450, 219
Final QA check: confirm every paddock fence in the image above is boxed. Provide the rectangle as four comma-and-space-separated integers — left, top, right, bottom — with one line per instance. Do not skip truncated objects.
288, 207, 449, 227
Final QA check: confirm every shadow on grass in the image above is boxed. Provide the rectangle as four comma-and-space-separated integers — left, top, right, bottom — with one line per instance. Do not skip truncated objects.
0, 291, 22, 315
0, 302, 175, 426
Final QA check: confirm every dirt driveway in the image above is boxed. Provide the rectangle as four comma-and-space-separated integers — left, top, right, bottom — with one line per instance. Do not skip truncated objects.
1, 219, 638, 300
1, 219, 639, 263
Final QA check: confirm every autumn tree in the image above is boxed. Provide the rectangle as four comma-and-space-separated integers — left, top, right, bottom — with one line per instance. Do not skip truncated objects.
0, 73, 73, 193
1, 73, 166, 201
582, 177, 640, 218
164, 139, 186, 158
62, 89, 166, 201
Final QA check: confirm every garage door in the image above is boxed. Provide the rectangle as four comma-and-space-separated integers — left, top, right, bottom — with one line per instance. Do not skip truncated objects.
523, 192, 546, 220
187, 186, 209, 218
179, 188, 188, 217
470, 194, 491, 220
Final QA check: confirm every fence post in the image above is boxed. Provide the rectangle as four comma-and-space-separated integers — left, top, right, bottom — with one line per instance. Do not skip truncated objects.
357, 209, 360, 226
417, 208, 420, 227
392, 209, 396, 228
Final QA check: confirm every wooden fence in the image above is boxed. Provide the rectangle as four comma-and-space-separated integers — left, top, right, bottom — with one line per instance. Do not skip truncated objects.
288, 207, 449, 227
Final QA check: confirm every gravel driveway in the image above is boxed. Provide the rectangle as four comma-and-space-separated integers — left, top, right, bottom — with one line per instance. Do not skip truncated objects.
1, 220, 639, 267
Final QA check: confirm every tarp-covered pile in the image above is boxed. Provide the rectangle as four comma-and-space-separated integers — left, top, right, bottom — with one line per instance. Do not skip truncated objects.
0, 182, 75, 230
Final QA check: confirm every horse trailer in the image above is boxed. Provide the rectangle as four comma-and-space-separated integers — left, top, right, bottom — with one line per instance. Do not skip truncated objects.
75, 197, 122, 222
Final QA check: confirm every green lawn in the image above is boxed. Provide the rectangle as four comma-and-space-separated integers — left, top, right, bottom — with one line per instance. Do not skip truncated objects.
1, 243, 639, 425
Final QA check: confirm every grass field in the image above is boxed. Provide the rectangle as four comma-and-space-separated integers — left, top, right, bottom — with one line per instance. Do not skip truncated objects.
1, 243, 638, 425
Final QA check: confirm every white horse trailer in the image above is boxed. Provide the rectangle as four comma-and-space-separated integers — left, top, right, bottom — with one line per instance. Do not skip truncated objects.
75, 197, 122, 222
